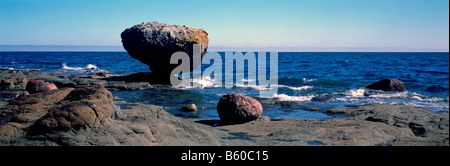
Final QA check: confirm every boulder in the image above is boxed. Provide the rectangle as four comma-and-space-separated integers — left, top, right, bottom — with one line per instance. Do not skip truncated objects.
26, 80, 58, 94
217, 93, 263, 124
181, 103, 197, 112
121, 22, 209, 76
326, 103, 449, 145
425, 85, 446, 92
365, 78, 406, 92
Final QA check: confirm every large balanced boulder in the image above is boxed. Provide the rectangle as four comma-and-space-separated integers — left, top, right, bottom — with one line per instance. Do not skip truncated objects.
121, 22, 209, 76
366, 78, 406, 92
217, 93, 263, 124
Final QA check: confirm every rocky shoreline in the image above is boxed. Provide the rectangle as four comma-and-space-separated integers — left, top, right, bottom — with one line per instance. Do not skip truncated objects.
0, 70, 448, 146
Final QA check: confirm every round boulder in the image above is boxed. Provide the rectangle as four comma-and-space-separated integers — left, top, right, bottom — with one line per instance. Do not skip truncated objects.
217, 93, 263, 124
365, 78, 406, 92
181, 103, 197, 112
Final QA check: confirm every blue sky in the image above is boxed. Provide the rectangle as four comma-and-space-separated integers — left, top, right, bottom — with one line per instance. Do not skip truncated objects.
0, 0, 448, 51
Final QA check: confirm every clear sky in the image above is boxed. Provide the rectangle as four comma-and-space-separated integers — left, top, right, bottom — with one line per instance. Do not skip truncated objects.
0, 0, 448, 51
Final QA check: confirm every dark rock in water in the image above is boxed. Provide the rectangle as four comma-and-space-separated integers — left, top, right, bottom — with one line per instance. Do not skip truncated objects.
26, 80, 58, 94
217, 93, 263, 124
365, 78, 406, 92
1, 84, 218, 145
52, 79, 77, 88
181, 103, 197, 112
425, 85, 446, 92
121, 22, 209, 77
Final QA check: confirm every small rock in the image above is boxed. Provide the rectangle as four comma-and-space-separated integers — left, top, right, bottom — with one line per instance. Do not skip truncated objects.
217, 93, 263, 124
181, 103, 197, 112
425, 85, 446, 92
366, 78, 406, 92
37, 83, 58, 93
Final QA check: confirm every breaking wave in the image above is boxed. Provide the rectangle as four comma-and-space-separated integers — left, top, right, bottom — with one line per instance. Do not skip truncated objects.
62, 63, 105, 74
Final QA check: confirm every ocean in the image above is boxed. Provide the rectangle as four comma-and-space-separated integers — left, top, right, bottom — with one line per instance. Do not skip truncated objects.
1, 52, 448, 119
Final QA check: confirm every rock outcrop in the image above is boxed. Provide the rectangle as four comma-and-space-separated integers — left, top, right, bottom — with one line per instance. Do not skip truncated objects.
0, 85, 218, 146
0, 76, 28, 90
121, 22, 209, 76
326, 103, 449, 146
217, 93, 263, 124
366, 78, 406, 92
